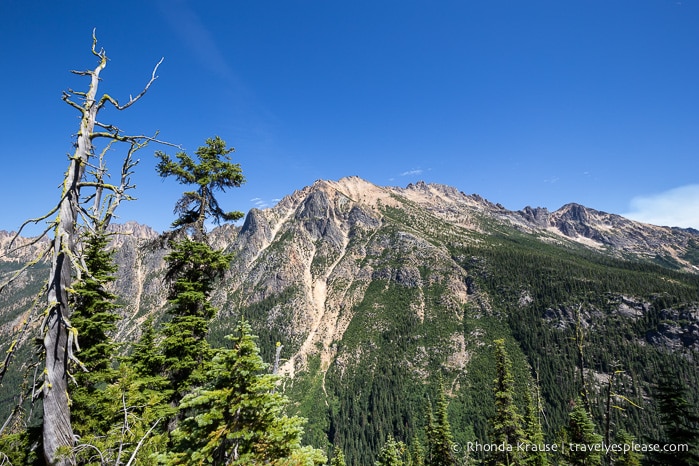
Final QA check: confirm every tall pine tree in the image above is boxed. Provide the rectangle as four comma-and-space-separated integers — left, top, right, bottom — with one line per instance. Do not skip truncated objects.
523, 384, 549, 466
154, 136, 243, 403
649, 370, 699, 466
154, 135, 244, 240
564, 398, 603, 466
487, 339, 527, 466
330, 446, 347, 466
425, 383, 457, 466
165, 319, 325, 465
70, 231, 121, 438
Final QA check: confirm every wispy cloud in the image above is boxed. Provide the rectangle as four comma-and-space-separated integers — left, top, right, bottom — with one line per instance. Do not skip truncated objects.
250, 197, 281, 209
250, 197, 268, 209
400, 169, 424, 177
623, 184, 699, 229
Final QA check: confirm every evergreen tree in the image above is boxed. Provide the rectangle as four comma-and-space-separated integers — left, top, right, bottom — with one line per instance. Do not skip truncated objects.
376, 434, 406, 466
487, 339, 526, 466
154, 135, 245, 240
523, 384, 549, 466
408, 436, 426, 466
125, 318, 176, 425
160, 239, 233, 400
330, 446, 347, 466
155, 136, 242, 402
425, 384, 457, 466
70, 231, 120, 438
564, 398, 603, 466
649, 370, 699, 466
129, 319, 167, 383
72, 363, 172, 465
165, 319, 325, 465
610, 430, 641, 466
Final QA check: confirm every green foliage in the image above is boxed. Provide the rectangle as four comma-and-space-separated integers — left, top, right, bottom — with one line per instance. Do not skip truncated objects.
72, 364, 172, 465
648, 370, 699, 465
156, 136, 241, 403
70, 231, 120, 437
523, 385, 549, 466
486, 339, 527, 466
161, 238, 233, 400
564, 398, 603, 466
450, 230, 699, 443
129, 319, 166, 381
330, 446, 347, 466
155, 136, 245, 237
611, 430, 641, 466
210, 286, 301, 362
163, 238, 233, 317
68, 234, 173, 464
165, 319, 325, 465
375, 434, 407, 466
425, 386, 457, 466
0, 425, 43, 466
682, 239, 699, 266
408, 436, 426, 466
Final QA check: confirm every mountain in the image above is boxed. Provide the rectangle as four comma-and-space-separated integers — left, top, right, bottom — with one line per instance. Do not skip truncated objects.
2, 177, 699, 464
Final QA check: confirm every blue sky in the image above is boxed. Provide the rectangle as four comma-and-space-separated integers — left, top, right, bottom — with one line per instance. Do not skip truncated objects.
1, 1, 698, 234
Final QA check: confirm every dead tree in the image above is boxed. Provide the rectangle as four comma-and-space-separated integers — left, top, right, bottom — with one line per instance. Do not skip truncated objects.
3, 31, 167, 466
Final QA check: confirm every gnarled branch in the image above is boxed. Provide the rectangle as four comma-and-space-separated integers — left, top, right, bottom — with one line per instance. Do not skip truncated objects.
97, 57, 163, 112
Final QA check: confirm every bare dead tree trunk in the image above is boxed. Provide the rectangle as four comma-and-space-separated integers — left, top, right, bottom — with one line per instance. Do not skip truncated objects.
42, 36, 102, 466
39, 31, 167, 466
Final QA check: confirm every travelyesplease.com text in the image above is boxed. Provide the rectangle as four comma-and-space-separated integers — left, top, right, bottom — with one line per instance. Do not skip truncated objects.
454, 441, 689, 455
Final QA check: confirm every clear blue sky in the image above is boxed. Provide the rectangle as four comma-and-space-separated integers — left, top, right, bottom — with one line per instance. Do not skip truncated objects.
1, 1, 698, 234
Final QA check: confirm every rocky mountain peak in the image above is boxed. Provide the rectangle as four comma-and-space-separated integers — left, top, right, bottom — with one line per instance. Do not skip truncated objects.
107, 221, 160, 240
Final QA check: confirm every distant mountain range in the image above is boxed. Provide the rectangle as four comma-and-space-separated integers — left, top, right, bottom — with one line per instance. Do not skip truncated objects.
2, 177, 698, 464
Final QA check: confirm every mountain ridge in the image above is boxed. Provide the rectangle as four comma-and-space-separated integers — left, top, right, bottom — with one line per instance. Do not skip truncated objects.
2, 176, 699, 464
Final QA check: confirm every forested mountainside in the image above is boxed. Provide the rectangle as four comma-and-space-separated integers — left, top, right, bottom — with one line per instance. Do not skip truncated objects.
2, 176, 699, 464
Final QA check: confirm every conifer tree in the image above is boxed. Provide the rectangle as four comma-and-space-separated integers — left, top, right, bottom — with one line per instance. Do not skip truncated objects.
564, 398, 603, 466
425, 384, 457, 466
649, 370, 699, 466
126, 318, 176, 424
70, 231, 120, 438
154, 135, 245, 240
408, 436, 426, 466
523, 384, 549, 466
160, 239, 233, 400
165, 319, 325, 465
487, 339, 526, 466
330, 446, 347, 466
129, 319, 167, 382
376, 434, 406, 466
611, 430, 641, 466
155, 136, 243, 403
72, 363, 172, 465
72, 270, 172, 463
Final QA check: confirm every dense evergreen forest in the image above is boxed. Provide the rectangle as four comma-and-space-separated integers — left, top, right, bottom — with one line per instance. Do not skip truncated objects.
268, 208, 699, 465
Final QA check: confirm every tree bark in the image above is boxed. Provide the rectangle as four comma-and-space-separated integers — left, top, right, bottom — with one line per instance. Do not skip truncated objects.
43, 41, 104, 466
35, 31, 163, 464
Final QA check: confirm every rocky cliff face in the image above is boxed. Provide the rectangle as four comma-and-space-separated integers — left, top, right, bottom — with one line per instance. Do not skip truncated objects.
2, 177, 699, 463
3, 177, 698, 362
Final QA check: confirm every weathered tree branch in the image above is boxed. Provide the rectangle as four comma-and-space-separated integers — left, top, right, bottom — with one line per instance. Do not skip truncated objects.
0, 242, 52, 294
124, 419, 161, 466
97, 57, 163, 112
8, 207, 59, 250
